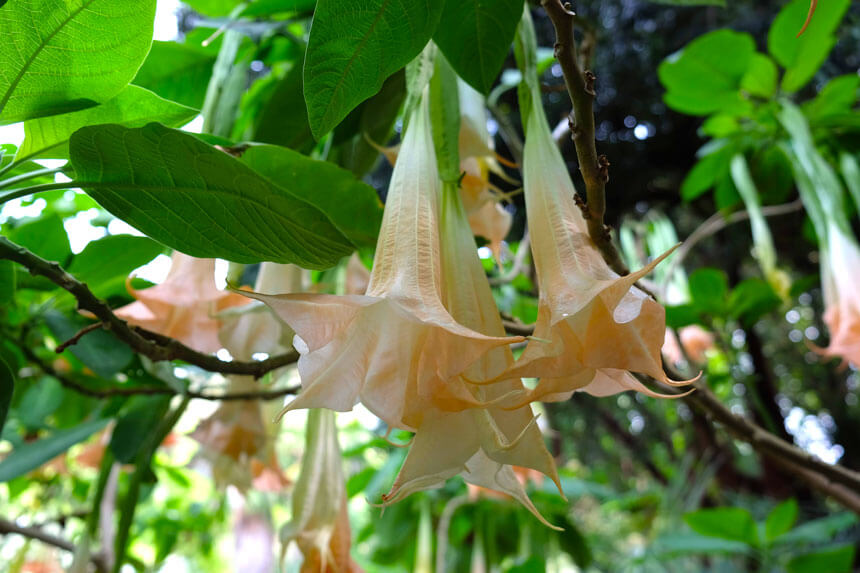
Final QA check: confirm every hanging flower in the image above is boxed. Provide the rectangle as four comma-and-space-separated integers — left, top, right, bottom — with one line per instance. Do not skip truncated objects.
814, 221, 860, 367
281, 409, 362, 573
489, 87, 693, 403
380, 179, 562, 529
115, 252, 247, 353
241, 92, 523, 431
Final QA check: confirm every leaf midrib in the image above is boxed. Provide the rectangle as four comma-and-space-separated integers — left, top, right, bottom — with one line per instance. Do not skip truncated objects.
0, 0, 100, 115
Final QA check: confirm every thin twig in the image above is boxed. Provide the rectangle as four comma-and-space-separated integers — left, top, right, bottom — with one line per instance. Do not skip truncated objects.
661, 200, 803, 293
541, 0, 628, 275
56, 322, 103, 353
0, 236, 298, 378
0, 516, 108, 572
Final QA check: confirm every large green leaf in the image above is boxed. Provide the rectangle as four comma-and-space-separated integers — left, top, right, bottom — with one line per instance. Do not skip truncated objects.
684, 507, 759, 546
17, 86, 196, 163
765, 498, 798, 542
768, 0, 850, 93
304, 0, 444, 139
787, 545, 855, 573
109, 395, 172, 464
0, 0, 157, 123
68, 123, 354, 267
658, 29, 755, 116
133, 41, 216, 109
240, 145, 383, 247
0, 417, 109, 482
7, 213, 71, 264
44, 310, 134, 378
433, 0, 524, 95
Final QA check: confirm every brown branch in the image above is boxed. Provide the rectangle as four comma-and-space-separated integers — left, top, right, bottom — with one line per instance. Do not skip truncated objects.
0, 236, 298, 378
541, 0, 628, 275
21, 344, 299, 402
0, 516, 108, 572
55, 322, 103, 353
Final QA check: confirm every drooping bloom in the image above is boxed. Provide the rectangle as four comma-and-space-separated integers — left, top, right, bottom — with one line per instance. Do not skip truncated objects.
380, 175, 562, 528
458, 80, 515, 261
115, 252, 247, 353
814, 221, 860, 367
281, 409, 361, 573
491, 81, 692, 402
242, 92, 523, 431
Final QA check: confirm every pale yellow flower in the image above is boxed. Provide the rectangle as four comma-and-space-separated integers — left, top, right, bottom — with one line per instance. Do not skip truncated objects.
115, 252, 247, 353
242, 93, 523, 431
380, 179, 562, 529
282, 409, 361, 573
491, 93, 692, 402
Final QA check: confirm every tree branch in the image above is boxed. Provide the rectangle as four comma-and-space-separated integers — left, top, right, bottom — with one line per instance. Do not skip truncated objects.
0, 236, 298, 378
0, 516, 108, 572
541, 0, 628, 275
19, 339, 298, 402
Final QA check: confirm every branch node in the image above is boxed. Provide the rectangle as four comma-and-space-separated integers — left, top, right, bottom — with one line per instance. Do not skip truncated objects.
584, 70, 596, 96
598, 154, 610, 183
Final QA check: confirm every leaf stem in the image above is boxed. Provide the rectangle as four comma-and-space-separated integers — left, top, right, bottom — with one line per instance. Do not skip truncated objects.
0, 180, 77, 205
0, 166, 64, 190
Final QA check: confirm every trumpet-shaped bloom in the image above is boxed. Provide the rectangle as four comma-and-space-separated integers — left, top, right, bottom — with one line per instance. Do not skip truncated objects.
495, 92, 692, 402
115, 252, 247, 353
815, 222, 860, 367
242, 93, 523, 431
281, 409, 361, 573
191, 376, 289, 492
381, 181, 562, 529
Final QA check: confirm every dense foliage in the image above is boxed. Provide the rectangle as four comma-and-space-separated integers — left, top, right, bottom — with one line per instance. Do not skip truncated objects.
0, 0, 859, 572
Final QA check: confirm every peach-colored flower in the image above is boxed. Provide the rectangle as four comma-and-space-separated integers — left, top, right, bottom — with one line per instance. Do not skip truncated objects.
282, 409, 361, 573
380, 179, 561, 529
115, 252, 247, 353
191, 377, 288, 492
815, 222, 860, 367
242, 92, 523, 431
490, 81, 693, 403
662, 326, 715, 365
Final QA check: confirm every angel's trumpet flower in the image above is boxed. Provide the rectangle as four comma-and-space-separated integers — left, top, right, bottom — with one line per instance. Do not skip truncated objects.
493, 85, 693, 402
815, 221, 860, 367
380, 177, 562, 529
282, 409, 361, 573
242, 92, 523, 431
115, 252, 247, 353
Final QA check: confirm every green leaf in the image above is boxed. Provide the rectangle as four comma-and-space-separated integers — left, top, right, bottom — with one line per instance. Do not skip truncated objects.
0, 260, 15, 302
684, 507, 759, 546
44, 310, 134, 378
66, 235, 164, 299
729, 278, 781, 327
804, 75, 860, 122
776, 513, 858, 546
787, 545, 856, 573
665, 304, 700, 329
17, 376, 65, 430
68, 123, 355, 267
659, 30, 755, 116
559, 518, 593, 568
239, 144, 383, 248
765, 498, 798, 542
649, 0, 724, 4
240, 0, 317, 17
650, 532, 751, 557
768, 0, 850, 93
304, 0, 444, 139
0, 0, 157, 123
109, 395, 172, 463
433, 0, 524, 95
681, 143, 734, 200
133, 41, 216, 109
7, 213, 71, 264
688, 268, 729, 315
0, 417, 109, 482
18, 86, 197, 163
252, 62, 315, 154
740, 54, 778, 99
0, 357, 13, 435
